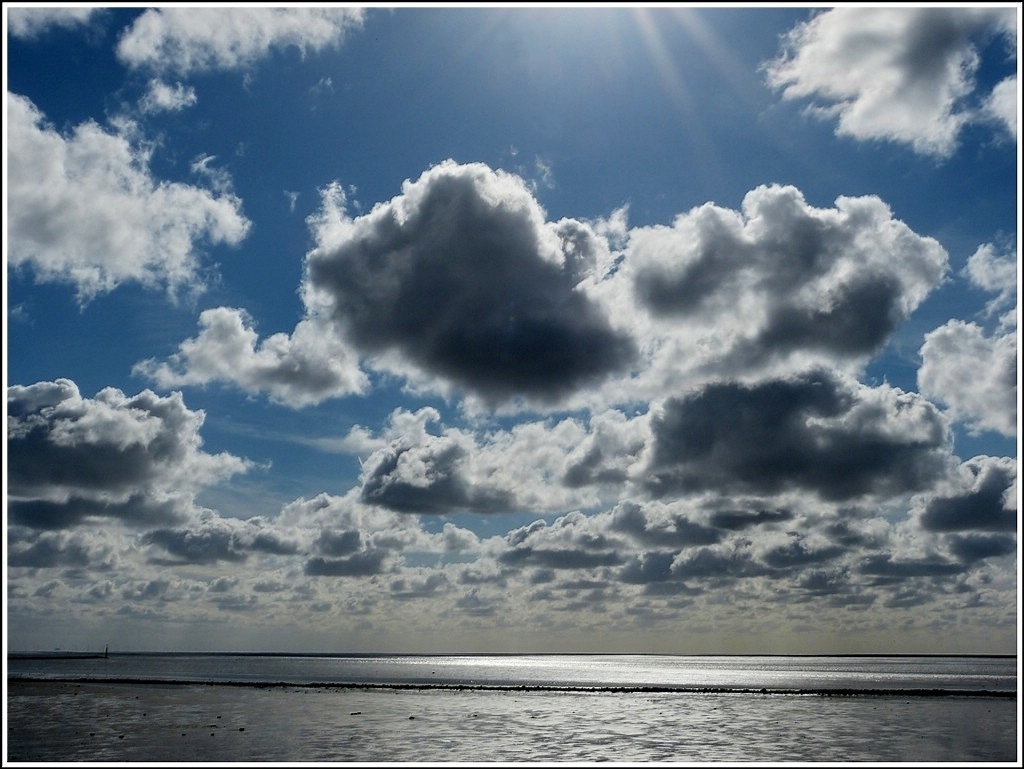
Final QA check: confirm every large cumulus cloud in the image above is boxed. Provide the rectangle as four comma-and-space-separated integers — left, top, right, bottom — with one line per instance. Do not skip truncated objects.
618, 184, 948, 392
303, 163, 638, 406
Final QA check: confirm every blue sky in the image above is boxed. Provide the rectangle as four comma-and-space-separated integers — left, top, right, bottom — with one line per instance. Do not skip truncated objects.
4, 5, 1019, 654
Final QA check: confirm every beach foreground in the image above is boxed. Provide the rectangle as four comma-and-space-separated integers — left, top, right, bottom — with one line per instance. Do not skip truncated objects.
6, 679, 1017, 763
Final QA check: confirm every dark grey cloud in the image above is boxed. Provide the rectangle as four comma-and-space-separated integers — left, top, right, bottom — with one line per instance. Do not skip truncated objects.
759, 536, 845, 570
609, 502, 722, 547
315, 528, 362, 556
748, 276, 903, 361
499, 547, 623, 570
709, 508, 794, 531
122, 580, 170, 601
858, 553, 964, 581
9, 387, 196, 494
796, 568, 853, 597
634, 191, 848, 318
919, 456, 1016, 532
143, 527, 249, 564
360, 439, 515, 514
304, 161, 636, 405
208, 577, 237, 593
824, 517, 888, 549
304, 550, 387, 577
455, 589, 497, 617
7, 379, 249, 528
669, 546, 762, 581
252, 580, 289, 593
8, 494, 188, 531
142, 517, 299, 564
498, 512, 627, 572
528, 568, 557, 585
618, 550, 677, 584
947, 533, 1017, 564
211, 594, 260, 612
645, 370, 950, 501
389, 573, 448, 600
563, 444, 631, 488
8, 534, 94, 569
250, 530, 301, 556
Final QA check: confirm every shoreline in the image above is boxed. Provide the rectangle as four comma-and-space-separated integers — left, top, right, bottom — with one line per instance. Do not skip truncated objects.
7, 676, 1016, 698
9, 650, 1017, 658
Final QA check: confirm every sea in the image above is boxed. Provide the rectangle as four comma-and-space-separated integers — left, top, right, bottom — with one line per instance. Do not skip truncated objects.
5, 653, 1018, 763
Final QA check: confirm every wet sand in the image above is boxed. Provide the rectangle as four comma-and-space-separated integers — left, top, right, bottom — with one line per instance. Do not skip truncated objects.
6, 679, 1018, 762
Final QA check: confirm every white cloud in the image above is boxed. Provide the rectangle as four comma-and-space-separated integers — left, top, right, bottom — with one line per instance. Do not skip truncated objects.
6, 93, 250, 301
964, 242, 1018, 316
7, 7, 100, 38
765, 7, 1018, 157
918, 320, 1017, 437
116, 7, 365, 75
918, 243, 1018, 438
133, 307, 368, 407
139, 79, 198, 113
982, 75, 1018, 141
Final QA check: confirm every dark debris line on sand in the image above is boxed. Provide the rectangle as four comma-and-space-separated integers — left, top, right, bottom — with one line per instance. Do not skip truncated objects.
8, 676, 1016, 698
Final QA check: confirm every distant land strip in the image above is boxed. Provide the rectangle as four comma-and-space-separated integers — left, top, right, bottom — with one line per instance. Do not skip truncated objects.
7, 677, 1015, 698
7, 652, 107, 660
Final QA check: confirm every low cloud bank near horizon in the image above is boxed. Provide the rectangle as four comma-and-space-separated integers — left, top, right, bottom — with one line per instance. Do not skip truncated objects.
7, 372, 1016, 651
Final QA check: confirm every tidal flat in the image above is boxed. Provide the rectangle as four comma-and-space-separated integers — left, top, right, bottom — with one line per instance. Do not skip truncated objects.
6, 679, 1017, 763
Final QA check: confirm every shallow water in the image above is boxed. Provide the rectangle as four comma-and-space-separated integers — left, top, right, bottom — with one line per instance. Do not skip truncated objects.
6, 652, 1016, 692
6, 680, 1018, 762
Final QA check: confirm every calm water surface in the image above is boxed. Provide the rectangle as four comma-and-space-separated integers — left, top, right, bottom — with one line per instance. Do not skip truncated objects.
6, 652, 1016, 691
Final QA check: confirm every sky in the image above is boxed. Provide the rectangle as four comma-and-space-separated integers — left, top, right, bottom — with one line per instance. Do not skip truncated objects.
3, 4, 1020, 655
